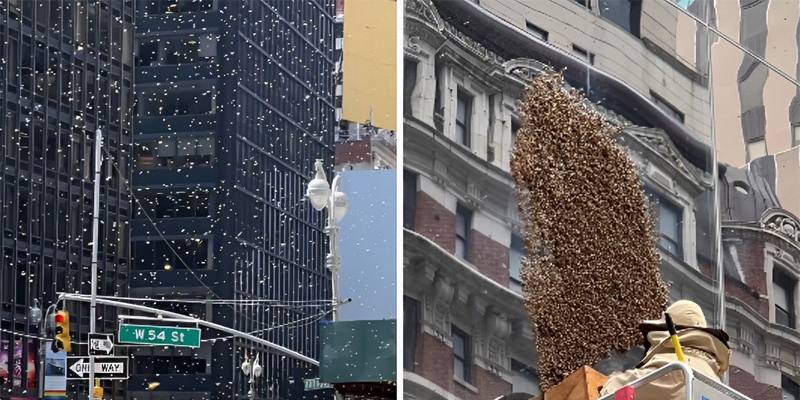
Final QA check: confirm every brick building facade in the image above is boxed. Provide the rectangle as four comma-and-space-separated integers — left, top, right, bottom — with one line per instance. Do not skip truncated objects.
404, 0, 800, 399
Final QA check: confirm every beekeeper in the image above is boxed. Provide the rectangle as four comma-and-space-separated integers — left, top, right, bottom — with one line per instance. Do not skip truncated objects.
600, 300, 731, 399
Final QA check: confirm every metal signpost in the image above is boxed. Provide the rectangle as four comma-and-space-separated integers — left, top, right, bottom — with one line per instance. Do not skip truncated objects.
118, 324, 202, 348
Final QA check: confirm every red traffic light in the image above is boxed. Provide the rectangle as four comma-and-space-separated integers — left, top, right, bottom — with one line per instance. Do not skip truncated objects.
55, 313, 65, 324
615, 386, 635, 400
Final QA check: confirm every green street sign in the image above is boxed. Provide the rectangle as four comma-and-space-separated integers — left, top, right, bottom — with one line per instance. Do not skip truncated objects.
118, 324, 201, 348
303, 378, 332, 391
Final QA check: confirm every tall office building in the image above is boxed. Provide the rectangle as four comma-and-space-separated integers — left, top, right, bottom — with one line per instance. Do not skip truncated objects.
132, 0, 336, 398
0, 0, 134, 398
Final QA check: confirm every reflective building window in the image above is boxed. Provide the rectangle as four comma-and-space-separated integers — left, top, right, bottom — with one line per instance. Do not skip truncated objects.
598, 0, 641, 37
746, 138, 767, 161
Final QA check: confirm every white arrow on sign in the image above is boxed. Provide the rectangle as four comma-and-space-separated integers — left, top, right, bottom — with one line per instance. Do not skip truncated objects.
89, 337, 114, 355
69, 358, 125, 377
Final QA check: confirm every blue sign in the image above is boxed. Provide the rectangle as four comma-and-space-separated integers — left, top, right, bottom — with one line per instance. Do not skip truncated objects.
44, 342, 67, 399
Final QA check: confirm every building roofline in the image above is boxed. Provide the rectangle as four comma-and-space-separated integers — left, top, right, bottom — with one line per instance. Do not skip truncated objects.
430, 0, 713, 171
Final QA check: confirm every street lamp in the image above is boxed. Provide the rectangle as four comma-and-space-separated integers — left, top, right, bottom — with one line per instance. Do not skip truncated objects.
241, 354, 262, 399
28, 299, 41, 326
305, 159, 348, 321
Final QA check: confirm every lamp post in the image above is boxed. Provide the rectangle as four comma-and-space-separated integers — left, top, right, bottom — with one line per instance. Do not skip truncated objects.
241, 354, 262, 399
29, 299, 42, 326
305, 159, 348, 321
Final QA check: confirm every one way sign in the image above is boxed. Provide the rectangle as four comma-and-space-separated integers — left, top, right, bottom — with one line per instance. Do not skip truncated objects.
67, 357, 128, 380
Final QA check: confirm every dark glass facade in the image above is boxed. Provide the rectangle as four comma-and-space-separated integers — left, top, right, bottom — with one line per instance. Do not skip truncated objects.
0, 0, 134, 398
132, 0, 335, 398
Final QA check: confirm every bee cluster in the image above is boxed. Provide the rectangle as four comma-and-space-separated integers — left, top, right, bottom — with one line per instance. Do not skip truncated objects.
510, 72, 668, 391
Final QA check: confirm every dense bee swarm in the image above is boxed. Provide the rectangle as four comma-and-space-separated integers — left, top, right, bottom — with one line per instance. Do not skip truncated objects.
510, 72, 668, 391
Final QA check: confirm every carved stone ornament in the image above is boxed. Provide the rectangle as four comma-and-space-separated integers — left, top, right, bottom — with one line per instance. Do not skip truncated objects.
502, 58, 547, 82
406, 35, 422, 55
762, 209, 800, 247
423, 295, 451, 335
487, 336, 509, 371
405, 0, 445, 32
626, 128, 697, 183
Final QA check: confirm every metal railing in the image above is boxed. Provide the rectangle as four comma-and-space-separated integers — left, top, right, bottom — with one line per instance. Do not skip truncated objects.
598, 362, 753, 400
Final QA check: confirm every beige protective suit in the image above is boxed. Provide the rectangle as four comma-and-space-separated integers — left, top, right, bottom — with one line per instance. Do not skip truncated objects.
600, 301, 731, 400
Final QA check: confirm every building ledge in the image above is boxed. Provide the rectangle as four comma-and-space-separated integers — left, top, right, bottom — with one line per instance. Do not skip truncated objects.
453, 376, 479, 393
404, 228, 528, 328
404, 371, 459, 400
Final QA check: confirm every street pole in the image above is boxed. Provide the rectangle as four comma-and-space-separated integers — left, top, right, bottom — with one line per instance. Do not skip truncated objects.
89, 128, 103, 400
327, 174, 343, 322
38, 303, 57, 398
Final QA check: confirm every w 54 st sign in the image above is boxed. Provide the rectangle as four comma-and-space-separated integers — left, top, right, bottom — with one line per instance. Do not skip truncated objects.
118, 324, 201, 348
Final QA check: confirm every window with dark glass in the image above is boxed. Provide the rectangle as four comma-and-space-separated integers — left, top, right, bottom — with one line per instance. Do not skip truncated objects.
455, 90, 472, 147
164, 37, 200, 64
645, 189, 683, 258
403, 170, 417, 230
404, 296, 419, 371
132, 238, 208, 270
434, 63, 443, 115
136, 136, 215, 169
651, 91, 685, 123
525, 21, 548, 41
511, 359, 541, 395
137, 190, 210, 219
452, 325, 471, 382
137, 39, 159, 66
571, 0, 590, 8
793, 124, 800, 147
599, 0, 641, 36
773, 268, 796, 329
144, 0, 214, 15
455, 205, 471, 261
784, 375, 800, 400
510, 234, 526, 293
139, 356, 207, 375
572, 44, 595, 65
404, 59, 418, 114
139, 88, 215, 116
511, 118, 521, 145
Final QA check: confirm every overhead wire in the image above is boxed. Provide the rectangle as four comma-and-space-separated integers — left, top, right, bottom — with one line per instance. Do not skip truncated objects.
101, 147, 337, 334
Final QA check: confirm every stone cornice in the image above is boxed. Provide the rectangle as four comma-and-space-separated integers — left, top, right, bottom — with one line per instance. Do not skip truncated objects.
403, 229, 528, 323
621, 126, 712, 195
723, 209, 800, 257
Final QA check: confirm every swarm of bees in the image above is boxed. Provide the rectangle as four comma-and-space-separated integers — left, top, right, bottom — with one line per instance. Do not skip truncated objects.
510, 72, 668, 391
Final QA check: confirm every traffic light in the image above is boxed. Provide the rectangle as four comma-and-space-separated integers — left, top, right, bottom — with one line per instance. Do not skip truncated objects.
51, 310, 71, 353
94, 379, 104, 398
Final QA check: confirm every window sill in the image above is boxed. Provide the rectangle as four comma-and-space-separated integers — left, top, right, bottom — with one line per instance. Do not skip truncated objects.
453, 376, 478, 393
